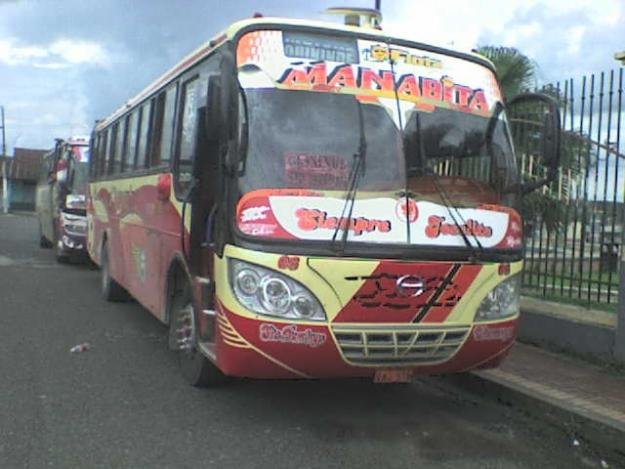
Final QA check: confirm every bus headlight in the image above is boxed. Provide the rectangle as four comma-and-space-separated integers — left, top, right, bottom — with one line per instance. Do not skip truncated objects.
229, 259, 326, 321
475, 274, 520, 322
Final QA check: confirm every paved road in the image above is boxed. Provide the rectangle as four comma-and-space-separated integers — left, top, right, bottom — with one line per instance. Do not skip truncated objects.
0, 213, 606, 468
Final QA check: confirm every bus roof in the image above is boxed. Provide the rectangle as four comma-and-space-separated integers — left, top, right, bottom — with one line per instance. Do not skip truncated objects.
95, 16, 495, 132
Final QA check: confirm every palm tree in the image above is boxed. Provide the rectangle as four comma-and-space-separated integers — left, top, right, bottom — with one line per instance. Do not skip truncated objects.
477, 46, 537, 101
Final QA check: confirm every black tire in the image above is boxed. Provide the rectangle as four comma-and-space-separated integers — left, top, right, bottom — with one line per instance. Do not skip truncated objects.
168, 282, 225, 387
55, 238, 70, 264
38, 223, 53, 249
100, 241, 129, 302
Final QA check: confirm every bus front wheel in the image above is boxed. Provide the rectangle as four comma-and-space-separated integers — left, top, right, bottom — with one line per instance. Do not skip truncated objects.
169, 282, 224, 387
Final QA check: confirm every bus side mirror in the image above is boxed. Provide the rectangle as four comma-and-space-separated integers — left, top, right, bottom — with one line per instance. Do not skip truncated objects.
55, 159, 68, 184
507, 92, 561, 195
205, 75, 222, 142
205, 48, 238, 173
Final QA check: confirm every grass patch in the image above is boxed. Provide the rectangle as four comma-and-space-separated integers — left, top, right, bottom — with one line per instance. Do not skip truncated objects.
522, 289, 619, 314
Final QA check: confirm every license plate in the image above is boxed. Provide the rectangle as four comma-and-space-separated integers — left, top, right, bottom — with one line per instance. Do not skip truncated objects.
373, 369, 413, 384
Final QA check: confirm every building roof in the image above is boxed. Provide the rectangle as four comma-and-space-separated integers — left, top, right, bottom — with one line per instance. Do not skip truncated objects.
0, 147, 49, 182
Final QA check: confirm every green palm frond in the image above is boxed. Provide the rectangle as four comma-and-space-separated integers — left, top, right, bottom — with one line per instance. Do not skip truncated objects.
477, 46, 537, 101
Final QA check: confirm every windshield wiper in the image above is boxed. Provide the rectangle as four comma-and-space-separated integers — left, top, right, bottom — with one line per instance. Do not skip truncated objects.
331, 99, 366, 254
414, 113, 484, 261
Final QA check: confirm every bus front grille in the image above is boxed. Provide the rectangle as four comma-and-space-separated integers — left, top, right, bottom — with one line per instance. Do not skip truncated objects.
332, 324, 470, 366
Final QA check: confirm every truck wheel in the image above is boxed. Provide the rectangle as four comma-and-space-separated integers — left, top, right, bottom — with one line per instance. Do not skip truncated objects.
169, 282, 225, 387
100, 242, 128, 302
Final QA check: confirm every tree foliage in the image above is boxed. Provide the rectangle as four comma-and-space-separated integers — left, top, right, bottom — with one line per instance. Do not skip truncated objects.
477, 46, 537, 100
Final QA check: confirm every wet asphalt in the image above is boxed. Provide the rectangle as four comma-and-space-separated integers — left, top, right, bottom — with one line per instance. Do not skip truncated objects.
0, 213, 607, 468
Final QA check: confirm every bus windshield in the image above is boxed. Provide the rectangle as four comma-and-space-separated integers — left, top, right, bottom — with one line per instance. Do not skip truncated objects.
69, 145, 90, 195
235, 29, 521, 251
239, 89, 405, 194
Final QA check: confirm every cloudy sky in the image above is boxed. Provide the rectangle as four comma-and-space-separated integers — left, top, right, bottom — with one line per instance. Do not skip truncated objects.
0, 0, 623, 153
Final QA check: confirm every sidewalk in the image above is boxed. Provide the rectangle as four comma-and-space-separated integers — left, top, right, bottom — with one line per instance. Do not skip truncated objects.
452, 342, 625, 458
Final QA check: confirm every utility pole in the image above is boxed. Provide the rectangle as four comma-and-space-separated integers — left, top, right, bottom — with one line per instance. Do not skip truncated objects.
1, 106, 8, 213
1, 106, 5, 156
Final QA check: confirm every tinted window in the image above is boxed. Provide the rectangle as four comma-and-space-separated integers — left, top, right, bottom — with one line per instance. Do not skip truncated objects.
107, 124, 118, 175
150, 94, 165, 167
159, 84, 177, 166
98, 130, 108, 177
137, 102, 151, 169
176, 77, 199, 191
113, 119, 125, 174
125, 111, 139, 171
90, 136, 99, 178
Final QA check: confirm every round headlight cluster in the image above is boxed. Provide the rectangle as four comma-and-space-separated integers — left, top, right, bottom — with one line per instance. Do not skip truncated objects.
260, 277, 291, 314
230, 259, 326, 321
475, 274, 520, 322
236, 269, 260, 296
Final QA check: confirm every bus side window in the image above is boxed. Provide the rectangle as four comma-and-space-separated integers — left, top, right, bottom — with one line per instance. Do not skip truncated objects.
90, 135, 98, 179
137, 101, 152, 170
98, 130, 108, 177
113, 118, 126, 174
124, 111, 139, 172
150, 93, 166, 167
159, 84, 178, 168
107, 123, 118, 175
175, 77, 199, 194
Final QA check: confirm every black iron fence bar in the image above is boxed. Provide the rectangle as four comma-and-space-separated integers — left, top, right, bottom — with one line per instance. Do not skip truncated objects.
578, 74, 593, 301
604, 70, 616, 303
558, 79, 570, 297
550, 82, 562, 296
589, 72, 605, 303
568, 77, 580, 300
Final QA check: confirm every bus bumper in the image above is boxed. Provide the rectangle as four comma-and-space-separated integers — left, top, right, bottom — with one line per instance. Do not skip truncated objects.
213, 303, 517, 379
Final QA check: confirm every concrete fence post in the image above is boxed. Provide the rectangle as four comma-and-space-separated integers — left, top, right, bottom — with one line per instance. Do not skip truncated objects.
615, 260, 625, 363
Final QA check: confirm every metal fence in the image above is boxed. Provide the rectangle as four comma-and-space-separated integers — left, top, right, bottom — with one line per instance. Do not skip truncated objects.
519, 68, 624, 306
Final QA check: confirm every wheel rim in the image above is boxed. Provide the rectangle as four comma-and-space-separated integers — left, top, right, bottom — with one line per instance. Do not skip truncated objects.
174, 303, 196, 354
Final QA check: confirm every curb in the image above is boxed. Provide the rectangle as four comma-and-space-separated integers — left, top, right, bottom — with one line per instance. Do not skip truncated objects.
446, 369, 625, 461
518, 309, 617, 363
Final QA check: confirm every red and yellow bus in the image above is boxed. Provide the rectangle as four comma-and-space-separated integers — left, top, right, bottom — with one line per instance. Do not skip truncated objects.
87, 13, 560, 385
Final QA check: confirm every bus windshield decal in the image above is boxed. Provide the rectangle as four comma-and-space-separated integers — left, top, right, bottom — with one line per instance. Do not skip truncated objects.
282, 31, 359, 64
284, 152, 350, 189
237, 29, 502, 124
236, 189, 520, 249
276, 63, 489, 115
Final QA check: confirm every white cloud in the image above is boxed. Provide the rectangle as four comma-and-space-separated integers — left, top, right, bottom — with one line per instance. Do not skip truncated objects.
384, 0, 543, 51
0, 37, 109, 68
566, 25, 586, 56
0, 39, 47, 65
49, 39, 110, 66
